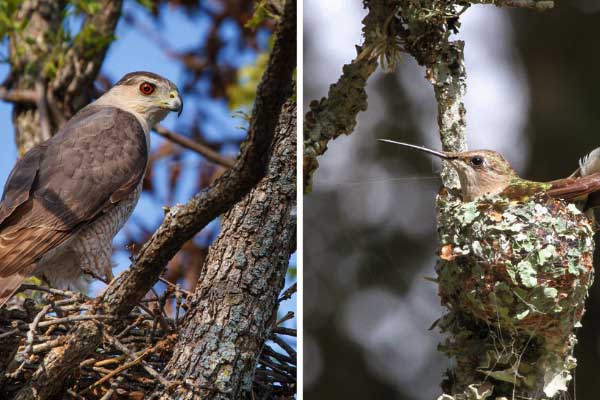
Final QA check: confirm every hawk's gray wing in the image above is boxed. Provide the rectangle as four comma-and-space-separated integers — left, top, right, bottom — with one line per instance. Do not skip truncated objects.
0, 105, 148, 304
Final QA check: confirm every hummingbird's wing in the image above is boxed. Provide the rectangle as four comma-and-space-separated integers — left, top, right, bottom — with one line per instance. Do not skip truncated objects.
570, 147, 600, 178
547, 172, 600, 203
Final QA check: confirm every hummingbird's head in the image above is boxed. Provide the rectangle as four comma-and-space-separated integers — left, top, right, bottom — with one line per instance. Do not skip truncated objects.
378, 139, 517, 201
447, 150, 516, 201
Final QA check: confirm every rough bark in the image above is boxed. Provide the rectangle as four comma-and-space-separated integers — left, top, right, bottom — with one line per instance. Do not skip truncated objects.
7, 0, 122, 154
155, 100, 296, 400
12, 321, 103, 400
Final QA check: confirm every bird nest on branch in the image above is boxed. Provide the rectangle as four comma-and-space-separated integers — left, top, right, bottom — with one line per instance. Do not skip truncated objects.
0, 283, 297, 399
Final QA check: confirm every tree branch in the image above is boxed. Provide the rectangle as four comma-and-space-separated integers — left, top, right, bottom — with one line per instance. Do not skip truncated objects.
394, 1, 469, 188
0, 87, 37, 104
469, 0, 554, 10
303, 0, 398, 192
9, 0, 67, 153
50, 0, 123, 116
154, 125, 235, 169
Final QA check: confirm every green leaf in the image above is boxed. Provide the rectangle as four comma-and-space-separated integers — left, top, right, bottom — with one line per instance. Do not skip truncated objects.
136, 0, 155, 11
74, 0, 102, 15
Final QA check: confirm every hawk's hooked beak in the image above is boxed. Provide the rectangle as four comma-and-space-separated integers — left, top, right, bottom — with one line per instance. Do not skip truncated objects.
378, 139, 456, 160
167, 90, 183, 117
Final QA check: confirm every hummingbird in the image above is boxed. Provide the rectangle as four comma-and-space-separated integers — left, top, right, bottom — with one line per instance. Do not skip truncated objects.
378, 139, 600, 208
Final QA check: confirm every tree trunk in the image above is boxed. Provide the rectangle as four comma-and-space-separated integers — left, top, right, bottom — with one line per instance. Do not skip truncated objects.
8, 0, 121, 154
155, 101, 297, 400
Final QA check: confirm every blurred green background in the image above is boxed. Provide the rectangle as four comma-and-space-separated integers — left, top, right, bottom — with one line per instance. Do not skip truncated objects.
304, 1, 600, 398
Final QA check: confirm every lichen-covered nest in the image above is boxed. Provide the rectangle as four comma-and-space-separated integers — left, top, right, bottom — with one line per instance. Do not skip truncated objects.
435, 193, 595, 398
436, 193, 594, 341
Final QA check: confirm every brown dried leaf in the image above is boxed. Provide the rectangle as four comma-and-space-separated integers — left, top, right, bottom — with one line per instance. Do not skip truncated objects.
440, 244, 455, 261
489, 211, 503, 222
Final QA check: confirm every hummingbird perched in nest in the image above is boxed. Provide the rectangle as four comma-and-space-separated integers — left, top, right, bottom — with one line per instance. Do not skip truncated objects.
379, 139, 600, 208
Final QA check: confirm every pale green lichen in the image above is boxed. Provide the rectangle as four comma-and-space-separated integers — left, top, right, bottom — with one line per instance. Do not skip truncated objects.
436, 193, 594, 399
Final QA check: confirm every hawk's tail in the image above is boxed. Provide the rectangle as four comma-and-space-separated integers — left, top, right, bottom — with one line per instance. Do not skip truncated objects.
0, 226, 69, 307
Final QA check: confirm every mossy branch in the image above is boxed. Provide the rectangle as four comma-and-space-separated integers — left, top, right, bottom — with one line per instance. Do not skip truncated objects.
303, 0, 398, 193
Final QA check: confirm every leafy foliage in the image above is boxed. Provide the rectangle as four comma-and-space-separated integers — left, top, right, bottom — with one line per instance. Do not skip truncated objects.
227, 50, 269, 110
0, 0, 25, 40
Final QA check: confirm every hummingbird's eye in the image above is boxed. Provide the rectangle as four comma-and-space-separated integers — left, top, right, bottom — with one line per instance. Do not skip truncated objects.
470, 156, 484, 166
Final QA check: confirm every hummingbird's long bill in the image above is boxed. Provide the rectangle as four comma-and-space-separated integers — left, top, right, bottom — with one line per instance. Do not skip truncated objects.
377, 139, 454, 160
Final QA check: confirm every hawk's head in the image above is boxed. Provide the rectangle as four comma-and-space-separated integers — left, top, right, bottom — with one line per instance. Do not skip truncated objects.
97, 71, 183, 130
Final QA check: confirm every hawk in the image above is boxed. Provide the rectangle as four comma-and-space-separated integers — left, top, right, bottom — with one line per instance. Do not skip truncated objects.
0, 71, 183, 306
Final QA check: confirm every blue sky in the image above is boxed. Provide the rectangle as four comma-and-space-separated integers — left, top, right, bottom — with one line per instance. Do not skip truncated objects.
0, 2, 296, 337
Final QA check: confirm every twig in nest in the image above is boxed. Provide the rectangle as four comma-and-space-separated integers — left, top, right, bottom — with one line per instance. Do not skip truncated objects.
0, 328, 20, 339
273, 326, 296, 337
278, 283, 296, 302
7, 304, 52, 378
32, 336, 68, 354
37, 314, 114, 328
67, 389, 88, 400
271, 334, 296, 358
276, 311, 294, 326
18, 283, 88, 301
94, 355, 127, 367
103, 331, 172, 389
175, 284, 183, 328
137, 296, 171, 335
158, 276, 190, 297
78, 350, 149, 395
117, 315, 145, 339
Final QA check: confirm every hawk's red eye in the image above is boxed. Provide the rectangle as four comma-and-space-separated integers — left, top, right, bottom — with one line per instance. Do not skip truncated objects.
139, 82, 155, 95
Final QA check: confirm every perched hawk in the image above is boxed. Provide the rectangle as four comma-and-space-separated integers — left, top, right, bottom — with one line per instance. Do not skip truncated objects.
0, 71, 182, 306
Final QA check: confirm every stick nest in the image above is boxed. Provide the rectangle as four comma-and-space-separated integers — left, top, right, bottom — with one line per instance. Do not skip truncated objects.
0, 283, 296, 399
